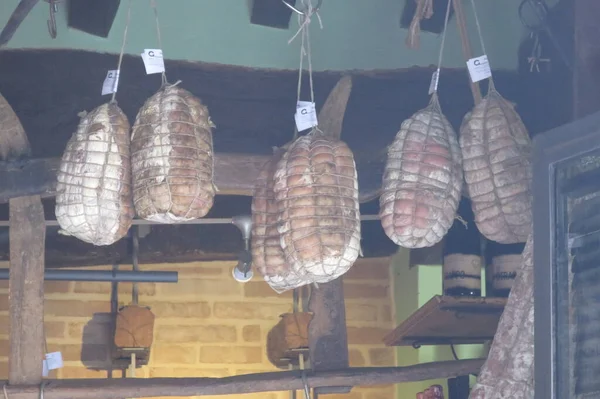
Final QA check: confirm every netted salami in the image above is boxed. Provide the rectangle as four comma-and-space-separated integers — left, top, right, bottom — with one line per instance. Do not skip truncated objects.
273, 131, 361, 283
379, 94, 463, 248
55, 102, 134, 245
131, 85, 215, 223
251, 148, 304, 292
460, 84, 532, 244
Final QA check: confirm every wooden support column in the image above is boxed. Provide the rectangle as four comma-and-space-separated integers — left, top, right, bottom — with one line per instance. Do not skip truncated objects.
306, 75, 353, 395
0, 92, 45, 393
308, 279, 350, 395
574, 0, 600, 119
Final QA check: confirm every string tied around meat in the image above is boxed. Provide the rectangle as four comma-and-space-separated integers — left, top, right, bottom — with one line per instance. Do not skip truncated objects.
426, 0, 453, 99
468, 0, 495, 91
149, 0, 171, 87
110, 0, 132, 103
287, 0, 324, 139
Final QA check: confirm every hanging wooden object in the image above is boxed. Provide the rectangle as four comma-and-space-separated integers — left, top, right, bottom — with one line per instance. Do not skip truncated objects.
405, 0, 434, 49
113, 304, 155, 367
380, 93, 463, 249
459, 82, 532, 244
131, 84, 216, 223
55, 102, 134, 246
266, 312, 313, 369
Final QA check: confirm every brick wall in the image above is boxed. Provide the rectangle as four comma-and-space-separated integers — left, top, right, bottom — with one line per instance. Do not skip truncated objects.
0, 257, 396, 399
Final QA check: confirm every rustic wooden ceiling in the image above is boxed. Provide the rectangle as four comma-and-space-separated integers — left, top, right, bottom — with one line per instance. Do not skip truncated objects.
0, 48, 571, 267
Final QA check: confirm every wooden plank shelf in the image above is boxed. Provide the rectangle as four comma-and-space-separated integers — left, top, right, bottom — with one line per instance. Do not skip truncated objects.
384, 295, 508, 347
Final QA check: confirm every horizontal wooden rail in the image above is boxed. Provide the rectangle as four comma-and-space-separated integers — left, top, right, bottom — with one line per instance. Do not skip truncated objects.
0, 360, 484, 399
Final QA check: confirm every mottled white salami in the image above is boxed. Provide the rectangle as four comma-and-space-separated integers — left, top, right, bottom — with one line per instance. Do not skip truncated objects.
55, 102, 134, 246
380, 94, 463, 248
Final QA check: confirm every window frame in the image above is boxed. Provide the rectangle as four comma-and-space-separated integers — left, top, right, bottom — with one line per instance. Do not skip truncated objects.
533, 110, 600, 399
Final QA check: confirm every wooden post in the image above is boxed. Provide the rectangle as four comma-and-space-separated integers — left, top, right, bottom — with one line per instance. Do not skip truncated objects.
0, 92, 45, 395
308, 278, 351, 395
304, 76, 354, 394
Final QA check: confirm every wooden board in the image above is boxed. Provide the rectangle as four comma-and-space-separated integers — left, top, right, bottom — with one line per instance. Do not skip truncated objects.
1, 90, 45, 396
384, 295, 507, 347
0, 359, 486, 399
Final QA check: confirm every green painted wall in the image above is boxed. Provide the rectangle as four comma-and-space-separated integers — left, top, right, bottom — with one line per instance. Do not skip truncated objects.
1, 0, 526, 71
392, 253, 487, 398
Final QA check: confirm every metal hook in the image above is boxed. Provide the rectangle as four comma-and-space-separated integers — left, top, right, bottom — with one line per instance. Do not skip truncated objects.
45, 0, 58, 39
282, 0, 323, 15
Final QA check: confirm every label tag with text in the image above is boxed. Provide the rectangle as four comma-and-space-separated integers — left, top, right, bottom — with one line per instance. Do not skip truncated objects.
141, 49, 165, 74
428, 69, 440, 95
294, 101, 318, 132
101, 70, 120, 96
467, 55, 492, 83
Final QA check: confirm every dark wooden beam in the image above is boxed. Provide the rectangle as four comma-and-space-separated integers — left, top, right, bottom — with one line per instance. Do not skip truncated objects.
250, 0, 295, 29
0, 91, 45, 393
0, 0, 40, 47
0, 359, 485, 399
0, 154, 270, 203
67, 0, 121, 38
0, 154, 381, 204
7, 196, 45, 386
304, 76, 352, 394
308, 279, 351, 394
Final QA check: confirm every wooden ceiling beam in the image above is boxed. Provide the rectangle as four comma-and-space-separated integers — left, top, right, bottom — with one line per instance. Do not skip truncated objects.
0, 153, 381, 204
0, 153, 270, 203
250, 0, 295, 29
0, 0, 40, 47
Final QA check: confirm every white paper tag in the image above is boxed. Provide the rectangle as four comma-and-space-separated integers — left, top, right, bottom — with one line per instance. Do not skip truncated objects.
466, 55, 492, 83
45, 352, 63, 370
294, 101, 318, 132
41, 352, 63, 377
101, 70, 120, 96
141, 49, 165, 74
428, 70, 440, 95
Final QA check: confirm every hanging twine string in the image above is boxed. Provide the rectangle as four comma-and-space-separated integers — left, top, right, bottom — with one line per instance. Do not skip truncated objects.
288, 0, 323, 138
431, 0, 453, 95
111, 0, 133, 103
406, 0, 433, 50
149, 0, 171, 86
468, 0, 494, 89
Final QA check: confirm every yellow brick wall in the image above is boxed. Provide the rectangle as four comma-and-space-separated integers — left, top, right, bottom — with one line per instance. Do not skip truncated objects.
0, 257, 396, 399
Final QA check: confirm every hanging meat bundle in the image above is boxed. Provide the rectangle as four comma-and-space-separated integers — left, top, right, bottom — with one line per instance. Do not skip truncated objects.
55, 102, 135, 246
251, 148, 304, 292
459, 83, 532, 244
131, 85, 216, 223
379, 94, 463, 249
273, 132, 361, 284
